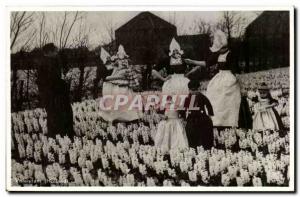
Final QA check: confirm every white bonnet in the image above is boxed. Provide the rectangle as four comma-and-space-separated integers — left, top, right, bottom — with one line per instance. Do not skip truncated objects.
116, 45, 129, 59
100, 47, 111, 64
169, 38, 184, 56
210, 30, 228, 52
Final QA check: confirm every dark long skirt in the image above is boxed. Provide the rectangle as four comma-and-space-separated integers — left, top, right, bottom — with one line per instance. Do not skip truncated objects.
238, 96, 253, 129
186, 115, 214, 150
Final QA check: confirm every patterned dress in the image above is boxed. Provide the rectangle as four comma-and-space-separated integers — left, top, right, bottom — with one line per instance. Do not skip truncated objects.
153, 57, 191, 152
100, 66, 142, 122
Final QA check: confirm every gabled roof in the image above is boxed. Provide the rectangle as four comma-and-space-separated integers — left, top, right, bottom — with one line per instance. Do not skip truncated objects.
116, 11, 176, 33
246, 11, 289, 35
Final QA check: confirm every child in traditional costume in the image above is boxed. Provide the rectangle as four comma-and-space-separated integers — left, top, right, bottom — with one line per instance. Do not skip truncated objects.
253, 83, 284, 131
100, 45, 142, 123
183, 80, 214, 150
153, 38, 191, 152
105, 45, 139, 90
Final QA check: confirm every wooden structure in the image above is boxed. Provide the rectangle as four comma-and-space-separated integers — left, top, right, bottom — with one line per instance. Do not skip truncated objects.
115, 12, 177, 64
244, 11, 290, 72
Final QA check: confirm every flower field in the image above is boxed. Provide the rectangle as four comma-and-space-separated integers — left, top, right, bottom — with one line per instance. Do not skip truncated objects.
10, 68, 291, 187
199, 67, 289, 93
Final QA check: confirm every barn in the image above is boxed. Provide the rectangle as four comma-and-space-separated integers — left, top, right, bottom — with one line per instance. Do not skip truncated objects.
244, 11, 290, 72
115, 11, 177, 64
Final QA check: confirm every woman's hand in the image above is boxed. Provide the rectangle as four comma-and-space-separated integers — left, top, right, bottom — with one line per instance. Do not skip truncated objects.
185, 65, 201, 78
265, 103, 277, 109
184, 58, 192, 64
152, 69, 168, 82
105, 75, 121, 81
163, 76, 171, 82
184, 59, 206, 67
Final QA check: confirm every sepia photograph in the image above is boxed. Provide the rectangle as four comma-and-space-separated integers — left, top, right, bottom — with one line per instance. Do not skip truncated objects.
6, 6, 295, 192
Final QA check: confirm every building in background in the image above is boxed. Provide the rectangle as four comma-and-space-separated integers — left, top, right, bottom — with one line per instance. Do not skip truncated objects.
115, 11, 177, 64
244, 11, 290, 72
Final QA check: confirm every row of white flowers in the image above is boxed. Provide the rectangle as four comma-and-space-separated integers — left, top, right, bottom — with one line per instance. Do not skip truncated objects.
12, 117, 290, 186
11, 133, 289, 186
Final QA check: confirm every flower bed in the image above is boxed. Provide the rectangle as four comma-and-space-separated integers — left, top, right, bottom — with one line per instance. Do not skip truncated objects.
10, 68, 291, 187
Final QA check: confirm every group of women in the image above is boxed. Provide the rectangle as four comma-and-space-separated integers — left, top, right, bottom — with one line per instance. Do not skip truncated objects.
99, 30, 284, 152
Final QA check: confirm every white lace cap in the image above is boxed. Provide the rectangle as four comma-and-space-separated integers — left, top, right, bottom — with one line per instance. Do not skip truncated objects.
100, 47, 111, 64
210, 30, 228, 52
169, 38, 184, 56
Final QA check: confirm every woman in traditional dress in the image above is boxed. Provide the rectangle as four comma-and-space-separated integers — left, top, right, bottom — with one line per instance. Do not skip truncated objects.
100, 45, 142, 123
152, 38, 194, 151
185, 30, 251, 130
252, 83, 284, 131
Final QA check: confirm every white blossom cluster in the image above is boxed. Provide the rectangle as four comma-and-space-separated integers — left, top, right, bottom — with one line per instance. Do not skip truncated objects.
215, 129, 289, 155
11, 125, 290, 187
237, 67, 289, 93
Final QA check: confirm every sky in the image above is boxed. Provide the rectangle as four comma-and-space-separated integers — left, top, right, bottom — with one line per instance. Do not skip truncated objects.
11, 11, 261, 52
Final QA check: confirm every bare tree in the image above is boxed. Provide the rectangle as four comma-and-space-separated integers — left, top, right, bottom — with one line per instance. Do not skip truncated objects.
10, 11, 36, 111
71, 15, 93, 101
47, 11, 83, 49
36, 13, 49, 48
20, 30, 37, 51
71, 13, 91, 47
167, 12, 188, 35
101, 15, 117, 54
216, 11, 249, 74
60, 11, 82, 49
46, 11, 84, 78
49, 25, 59, 46
217, 11, 247, 43
10, 11, 35, 51
192, 18, 213, 35
105, 17, 115, 44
